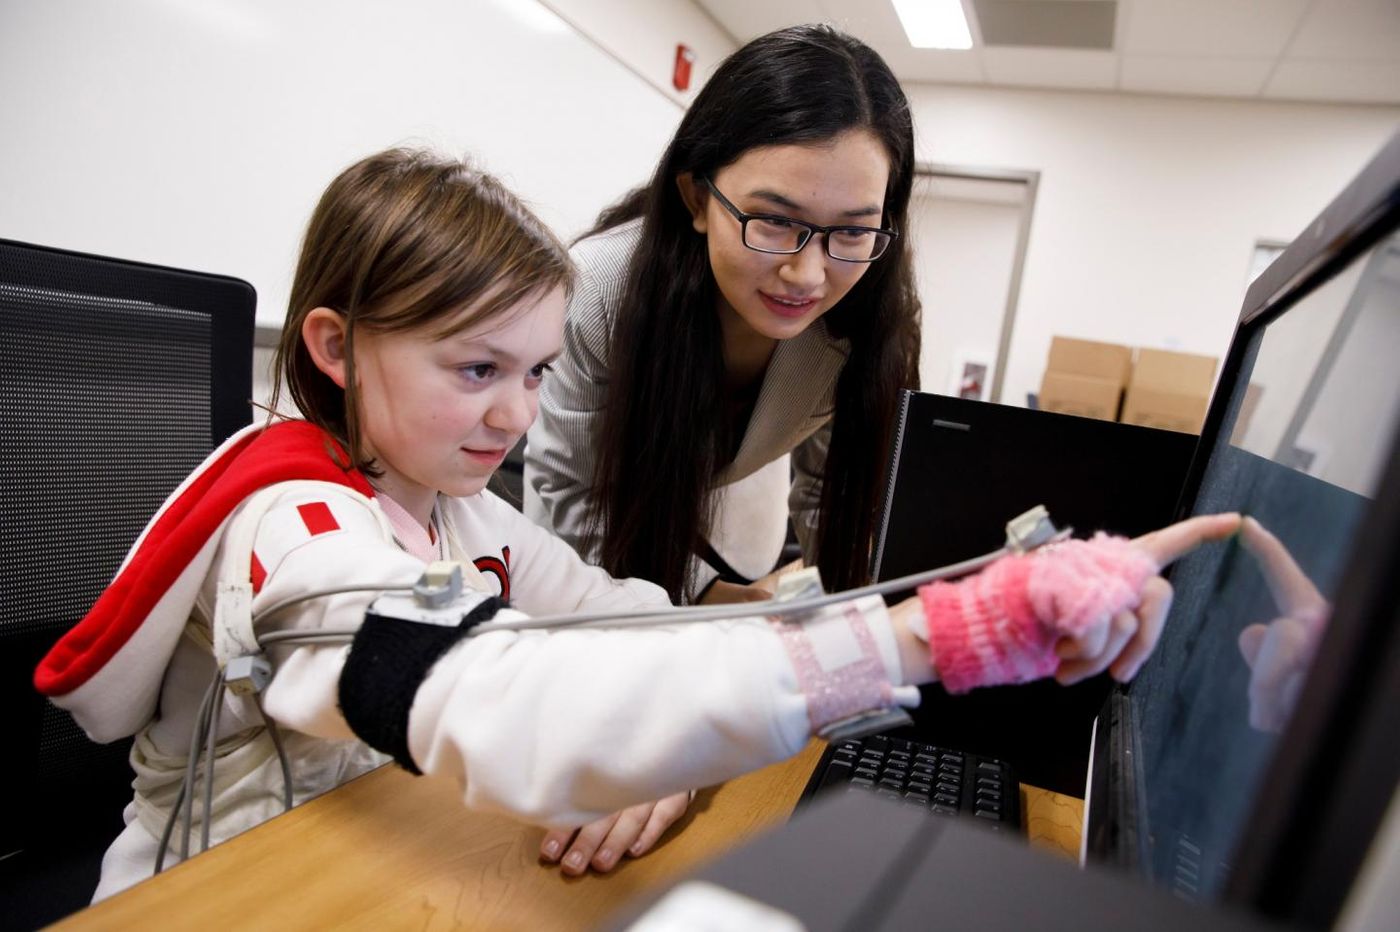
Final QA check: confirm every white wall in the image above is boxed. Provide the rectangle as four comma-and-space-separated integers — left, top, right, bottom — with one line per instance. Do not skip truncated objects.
1236, 260, 1358, 460
1292, 241, 1400, 496
909, 179, 1025, 397
543, 0, 736, 106
903, 84, 1400, 410
0, 0, 712, 329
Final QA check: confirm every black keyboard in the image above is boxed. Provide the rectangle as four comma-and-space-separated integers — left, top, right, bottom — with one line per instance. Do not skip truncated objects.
798, 734, 1021, 832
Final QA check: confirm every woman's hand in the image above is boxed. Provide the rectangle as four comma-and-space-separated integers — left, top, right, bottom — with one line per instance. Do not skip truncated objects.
539, 792, 691, 876
1052, 512, 1242, 685
697, 580, 774, 605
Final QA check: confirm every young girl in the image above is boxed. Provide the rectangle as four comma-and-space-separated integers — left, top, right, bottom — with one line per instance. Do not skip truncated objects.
524, 24, 920, 606
35, 148, 1237, 902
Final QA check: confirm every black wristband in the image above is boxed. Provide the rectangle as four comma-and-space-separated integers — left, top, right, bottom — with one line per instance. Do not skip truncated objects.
338, 596, 504, 774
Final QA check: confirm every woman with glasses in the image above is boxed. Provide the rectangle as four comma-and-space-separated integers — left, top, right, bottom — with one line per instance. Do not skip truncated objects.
525, 23, 917, 605
521, 23, 919, 873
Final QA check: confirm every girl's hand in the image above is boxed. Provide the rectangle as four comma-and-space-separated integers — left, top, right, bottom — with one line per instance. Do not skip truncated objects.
916, 513, 1241, 693
539, 792, 691, 875
1052, 513, 1243, 685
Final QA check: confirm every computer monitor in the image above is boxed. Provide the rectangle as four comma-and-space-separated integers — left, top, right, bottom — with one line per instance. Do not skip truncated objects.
1086, 131, 1400, 929
870, 392, 1197, 794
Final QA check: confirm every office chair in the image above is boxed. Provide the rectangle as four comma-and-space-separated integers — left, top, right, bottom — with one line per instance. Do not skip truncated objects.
0, 239, 254, 928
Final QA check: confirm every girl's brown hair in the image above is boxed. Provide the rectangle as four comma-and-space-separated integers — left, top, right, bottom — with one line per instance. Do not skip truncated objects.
269, 147, 572, 472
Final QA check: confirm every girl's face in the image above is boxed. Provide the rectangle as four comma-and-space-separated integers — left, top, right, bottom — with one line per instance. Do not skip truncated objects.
342, 286, 566, 518
689, 129, 891, 347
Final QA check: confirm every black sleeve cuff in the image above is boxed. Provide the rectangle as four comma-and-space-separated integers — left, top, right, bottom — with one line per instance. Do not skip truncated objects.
337, 596, 505, 775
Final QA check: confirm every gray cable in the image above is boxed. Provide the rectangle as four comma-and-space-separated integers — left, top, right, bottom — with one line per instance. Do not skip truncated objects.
159, 674, 218, 872
197, 516, 1065, 865
153, 775, 187, 875
471, 546, 1012, 634
200, 673, 226, 853
256, 543, 1017, 649
254, 584, 414, 626
255, 694, 295, 812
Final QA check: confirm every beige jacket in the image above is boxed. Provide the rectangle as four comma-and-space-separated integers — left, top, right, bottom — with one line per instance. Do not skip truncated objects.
523, 219, 851, 595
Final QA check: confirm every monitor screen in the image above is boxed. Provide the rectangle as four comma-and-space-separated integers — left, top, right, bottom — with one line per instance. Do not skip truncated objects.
1126, 223, 1400, 904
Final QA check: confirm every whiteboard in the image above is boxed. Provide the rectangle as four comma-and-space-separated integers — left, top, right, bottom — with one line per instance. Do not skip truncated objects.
0, 0, 681, 326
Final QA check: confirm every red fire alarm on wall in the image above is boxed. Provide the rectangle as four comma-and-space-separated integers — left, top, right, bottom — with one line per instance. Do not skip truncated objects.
673, 43, 695, 92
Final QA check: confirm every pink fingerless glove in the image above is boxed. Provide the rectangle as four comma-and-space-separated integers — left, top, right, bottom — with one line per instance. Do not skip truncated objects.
918, 533, 1158, 694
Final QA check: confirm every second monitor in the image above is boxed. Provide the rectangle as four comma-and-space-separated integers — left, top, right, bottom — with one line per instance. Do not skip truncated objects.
871, 392, 1197, 794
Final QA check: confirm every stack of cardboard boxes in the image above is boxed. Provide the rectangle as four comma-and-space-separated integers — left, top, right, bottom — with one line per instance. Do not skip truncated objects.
1038, 336, 1218, 434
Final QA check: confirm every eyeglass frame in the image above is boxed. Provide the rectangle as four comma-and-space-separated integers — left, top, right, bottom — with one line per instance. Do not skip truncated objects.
701, 177, 898, 263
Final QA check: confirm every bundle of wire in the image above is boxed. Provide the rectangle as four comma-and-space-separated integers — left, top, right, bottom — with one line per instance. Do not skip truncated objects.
154, 510, 1068, 872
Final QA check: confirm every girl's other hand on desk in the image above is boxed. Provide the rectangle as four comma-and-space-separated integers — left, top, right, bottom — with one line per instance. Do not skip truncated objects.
539, 792, 692, 876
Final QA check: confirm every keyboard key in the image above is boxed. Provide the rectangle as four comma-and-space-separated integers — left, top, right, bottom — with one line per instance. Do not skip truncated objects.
803, 738, 1016, 836
818, 761, 854, 791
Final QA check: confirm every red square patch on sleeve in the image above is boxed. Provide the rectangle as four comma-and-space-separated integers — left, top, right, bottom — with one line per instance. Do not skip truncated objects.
297, 501, 340, 536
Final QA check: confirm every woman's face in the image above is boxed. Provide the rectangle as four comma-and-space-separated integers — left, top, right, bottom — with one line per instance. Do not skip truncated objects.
689, 129, 892, 347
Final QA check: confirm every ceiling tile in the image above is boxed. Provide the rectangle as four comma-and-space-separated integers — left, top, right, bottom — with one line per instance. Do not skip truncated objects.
882, 47, 986, 84
981, 46, 1118, 88
1122, 0, 1310, 58
1265, 58, 1400, 104
1288, 0, 1400, 61
1120, 54, 1273, 97
972, 0, 1117, 50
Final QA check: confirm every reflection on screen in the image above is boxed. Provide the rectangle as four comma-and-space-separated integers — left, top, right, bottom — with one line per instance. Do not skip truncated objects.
1132, 229, 1400, 902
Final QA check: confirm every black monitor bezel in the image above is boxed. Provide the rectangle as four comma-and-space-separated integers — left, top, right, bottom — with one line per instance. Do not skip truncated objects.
1143, 131, 1400, 927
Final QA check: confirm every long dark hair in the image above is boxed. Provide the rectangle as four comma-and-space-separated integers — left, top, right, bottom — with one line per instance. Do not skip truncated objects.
588, 24, 921, 601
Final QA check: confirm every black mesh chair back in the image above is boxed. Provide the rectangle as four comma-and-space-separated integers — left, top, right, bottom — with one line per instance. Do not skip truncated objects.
0, 239, 254, 926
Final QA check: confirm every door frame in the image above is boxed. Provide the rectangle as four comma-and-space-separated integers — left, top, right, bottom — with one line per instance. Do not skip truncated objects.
913, 163, 1039, 404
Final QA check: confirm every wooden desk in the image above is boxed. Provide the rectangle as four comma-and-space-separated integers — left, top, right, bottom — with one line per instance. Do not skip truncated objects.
58, 742, 1081, 930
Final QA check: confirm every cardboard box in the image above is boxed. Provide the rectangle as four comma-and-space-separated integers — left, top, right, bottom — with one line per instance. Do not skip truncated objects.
1047, 336, 1134, 384
1038, 337, 1133, 422
1121, 348, 1218, 434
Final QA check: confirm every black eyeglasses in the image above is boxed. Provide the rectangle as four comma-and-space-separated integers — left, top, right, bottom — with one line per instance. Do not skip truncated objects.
703, 178, 897, 263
